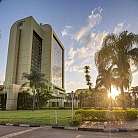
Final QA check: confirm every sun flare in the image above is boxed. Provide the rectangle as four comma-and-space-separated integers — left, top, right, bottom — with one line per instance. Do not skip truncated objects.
108, 86, 120, 100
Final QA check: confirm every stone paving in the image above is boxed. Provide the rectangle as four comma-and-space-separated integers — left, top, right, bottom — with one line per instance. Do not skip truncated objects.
80, 119, 138, 129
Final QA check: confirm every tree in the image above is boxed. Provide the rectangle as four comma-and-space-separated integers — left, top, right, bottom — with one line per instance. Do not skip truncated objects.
21, 70, 52, 110
95, 66, 113, 109
95, 31, 138, 108
131, 86, 138, 108
84, 66, 92, 90
35, 82, 53, 109
95, 66, 113, 91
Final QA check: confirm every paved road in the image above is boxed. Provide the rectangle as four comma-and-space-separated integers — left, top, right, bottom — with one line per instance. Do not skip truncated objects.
0, 126, 138, 138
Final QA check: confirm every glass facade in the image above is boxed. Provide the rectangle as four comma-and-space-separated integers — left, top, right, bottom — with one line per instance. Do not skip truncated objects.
51, 36, 63, 88
31, 31, 42, 73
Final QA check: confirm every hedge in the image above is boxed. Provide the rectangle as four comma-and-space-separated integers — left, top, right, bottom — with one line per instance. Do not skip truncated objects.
74, 109, 138, 123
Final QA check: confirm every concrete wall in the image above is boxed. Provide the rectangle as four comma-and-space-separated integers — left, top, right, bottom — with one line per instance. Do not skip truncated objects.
6, 84, 20, 110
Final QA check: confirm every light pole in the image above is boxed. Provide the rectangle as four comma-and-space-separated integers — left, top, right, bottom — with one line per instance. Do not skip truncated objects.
53, 90, 59, 125
71, 91, 74, 121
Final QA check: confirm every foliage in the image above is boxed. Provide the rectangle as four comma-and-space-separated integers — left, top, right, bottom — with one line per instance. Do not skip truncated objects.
17, 92, 33, 110
95, 31, 138, 108
115, 93, 132, 108
21, 70, 53, 110
76, 88, 109, 108
131, 86, 138, 108
84, 66, 92, 90
35, 84, 53, 108
22, 70, 45, 88
74, 109, 138, 123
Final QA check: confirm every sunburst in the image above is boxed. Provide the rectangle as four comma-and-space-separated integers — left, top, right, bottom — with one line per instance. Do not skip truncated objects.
108, 86, 120, 100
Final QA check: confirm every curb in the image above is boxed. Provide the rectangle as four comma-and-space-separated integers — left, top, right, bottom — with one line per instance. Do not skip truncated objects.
104, 128, 119, 132
52, 125, 64, 129
0, 123, 138, 132
78, 128, 104, 132
78, 127, 138, 132
64, 126, 78, 130
0, 123, 40, 127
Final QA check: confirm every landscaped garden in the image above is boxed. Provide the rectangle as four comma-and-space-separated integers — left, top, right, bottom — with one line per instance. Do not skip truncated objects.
0, 109, 138, 126
74, 109, 138, 124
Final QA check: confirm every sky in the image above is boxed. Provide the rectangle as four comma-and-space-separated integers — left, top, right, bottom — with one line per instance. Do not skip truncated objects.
0, 0, 138, 92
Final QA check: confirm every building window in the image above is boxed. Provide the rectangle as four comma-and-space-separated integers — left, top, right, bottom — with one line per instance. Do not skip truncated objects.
31, 31, 42, 73
51, 35, 63, 88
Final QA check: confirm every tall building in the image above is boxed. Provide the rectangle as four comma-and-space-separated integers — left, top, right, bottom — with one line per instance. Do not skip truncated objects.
4, 16, 65, 110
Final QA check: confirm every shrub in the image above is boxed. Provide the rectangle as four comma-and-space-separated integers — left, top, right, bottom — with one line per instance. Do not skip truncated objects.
74, 109, 138, 123
126, 109, 138, 120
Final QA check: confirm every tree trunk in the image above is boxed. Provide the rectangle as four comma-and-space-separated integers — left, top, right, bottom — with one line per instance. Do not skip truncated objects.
109, 87, 112, 110
121, 85, 125, 109
134, 94, 136, 108
32, 87, 36, 111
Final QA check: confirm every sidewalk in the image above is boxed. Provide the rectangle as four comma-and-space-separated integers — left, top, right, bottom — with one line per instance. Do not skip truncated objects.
78, 119, 138, 132
127, 119, 138, 129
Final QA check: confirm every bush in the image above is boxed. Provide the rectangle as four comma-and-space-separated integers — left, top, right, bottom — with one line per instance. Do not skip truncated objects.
74, 109, 138, 123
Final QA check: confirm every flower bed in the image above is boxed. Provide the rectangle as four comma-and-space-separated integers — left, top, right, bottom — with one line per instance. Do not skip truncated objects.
74, 109, 138, 124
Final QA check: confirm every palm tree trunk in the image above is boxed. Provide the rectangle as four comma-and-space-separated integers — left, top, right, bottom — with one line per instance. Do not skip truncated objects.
134, 94, 136, 108
121, 85, 125, 109
32, 87, 35, 111
109, 87, 112, 110
37, 96, 40, 110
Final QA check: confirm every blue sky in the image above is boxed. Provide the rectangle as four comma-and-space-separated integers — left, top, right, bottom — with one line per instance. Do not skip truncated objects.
0, 0, 138, 92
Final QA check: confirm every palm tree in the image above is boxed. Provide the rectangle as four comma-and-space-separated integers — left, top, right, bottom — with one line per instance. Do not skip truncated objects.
84, 66, 92, 90
95, 66, 113, 109
21, 70, 46, 110
95, 66, 112, 91
95, 31, 138, 108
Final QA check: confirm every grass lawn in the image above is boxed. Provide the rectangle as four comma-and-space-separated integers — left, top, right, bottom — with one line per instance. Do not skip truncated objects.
0, 110, 74, 126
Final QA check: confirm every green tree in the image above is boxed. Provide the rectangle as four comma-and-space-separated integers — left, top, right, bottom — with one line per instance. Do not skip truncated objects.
21, 70, 52, 110
35, 82, 53, 109
95, 31, 138, 108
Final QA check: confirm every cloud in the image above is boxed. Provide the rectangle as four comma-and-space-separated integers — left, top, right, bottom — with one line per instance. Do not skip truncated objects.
65, 80, 87, 92
65, 47, 77, 72
68, 47, 77, 59
63, 8, 136, 92
64, 7, 107, 92
75, 7, 103, 42
64, 9, 107, 92
113, 23, 130, 34
65, 31, 107, 72
61, 25, 73, 37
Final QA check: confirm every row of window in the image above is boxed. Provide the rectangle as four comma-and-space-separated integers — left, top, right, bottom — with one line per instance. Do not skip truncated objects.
31, 31, 42, 73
